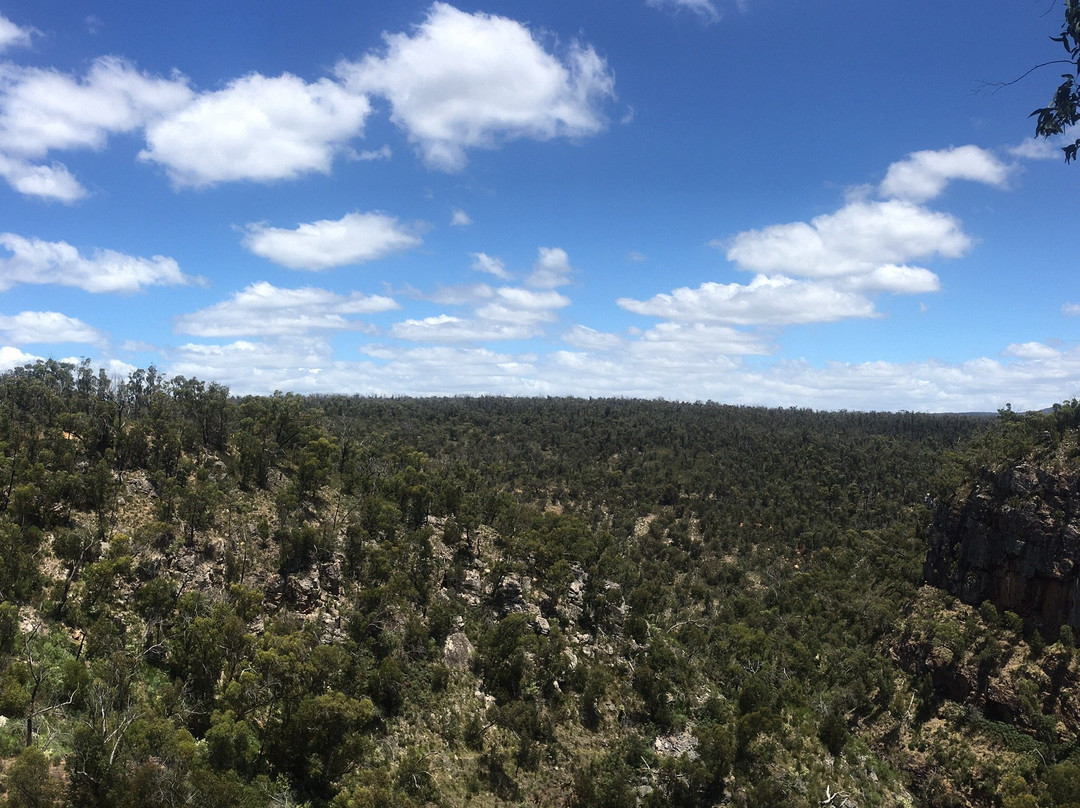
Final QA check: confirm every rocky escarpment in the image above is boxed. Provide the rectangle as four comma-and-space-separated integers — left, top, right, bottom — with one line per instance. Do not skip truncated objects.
924, 461, 1080, 633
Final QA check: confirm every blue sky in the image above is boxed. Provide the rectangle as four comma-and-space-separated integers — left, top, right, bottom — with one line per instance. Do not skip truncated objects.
0, 0, 1078, 410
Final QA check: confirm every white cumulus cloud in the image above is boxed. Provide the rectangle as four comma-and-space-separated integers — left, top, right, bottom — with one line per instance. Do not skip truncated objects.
0, 56, 192, 198
620, 147, 1002, 349
725, 199, 971, 280
340, 3, 615, 171
0, 311, 106, 345
141, 72, 371, 187
846, 264, 940, 294
0, 57, 192, 158
242, 212, 422, 270
0, 154, 86, 202
0, 5, 617, 193
879, 145, 1012, 202
527, 246, 574, 288
0, 233, 195, 293
618, 275, 877, 325
0, 346, 40, 372
476, 287, 571, 324
174, 281, 399, 337
1002, 341, 1060, 360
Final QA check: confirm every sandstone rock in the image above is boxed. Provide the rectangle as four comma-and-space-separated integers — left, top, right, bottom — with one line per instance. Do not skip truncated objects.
444, 631, 474, 669
125, 474, 155, 497
653, 729, 699, 759
493, 573, 530, 615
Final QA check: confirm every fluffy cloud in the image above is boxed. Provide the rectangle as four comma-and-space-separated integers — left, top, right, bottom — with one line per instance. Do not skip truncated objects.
0, 56, 192, 198
174, 282, 399, 337
879, 145, 1011, 202
0, 311, 106, 345
242, 212, 422, 270
847, 264, 940, 294
0, 346, 40, 372
470, 252, 510, 279
624, 151, 985, 334
102, 358, 138, 378
725, 199, 970, 280
0, 233, 194, 293
0, 57, 192, 158
340, 3, 615, 171
477, 287, 570, 323
0, 6, 616, 195
451, 208, 472, 226
1063, 303, 1080, 317
1002, 341, 1060, 360
645, 0, 720, 22
141, 73, 370, 186
0, 154, 85, 202
0, 15, 33, 52
527, 247, 574, 288
618, 275, 877, 325
0, 56, 369, 193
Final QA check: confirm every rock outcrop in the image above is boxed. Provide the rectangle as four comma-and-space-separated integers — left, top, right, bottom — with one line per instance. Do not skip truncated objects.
924, 462, 1080, 633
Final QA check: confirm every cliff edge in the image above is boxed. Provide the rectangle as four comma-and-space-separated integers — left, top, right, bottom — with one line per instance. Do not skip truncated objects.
925, 459, 1080, 633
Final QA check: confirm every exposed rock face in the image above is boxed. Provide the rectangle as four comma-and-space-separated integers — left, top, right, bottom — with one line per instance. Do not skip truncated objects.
493, 572, 530, 615
652, 730, 699, 759
925, 462, 1080, 632
443, 632, 474, 669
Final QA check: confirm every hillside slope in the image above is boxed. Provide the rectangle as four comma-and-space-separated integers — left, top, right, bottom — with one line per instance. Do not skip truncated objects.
1, 360, 1061, 808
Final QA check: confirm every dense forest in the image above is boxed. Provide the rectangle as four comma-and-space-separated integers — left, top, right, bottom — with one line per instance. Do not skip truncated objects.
0, 359, 1078, 807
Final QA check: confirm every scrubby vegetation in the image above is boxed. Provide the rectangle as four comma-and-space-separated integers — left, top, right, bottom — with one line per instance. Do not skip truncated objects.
1, 360, 1079, 806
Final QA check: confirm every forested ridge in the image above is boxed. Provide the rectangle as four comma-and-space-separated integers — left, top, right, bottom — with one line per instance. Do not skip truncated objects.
0, 360, 1077, 807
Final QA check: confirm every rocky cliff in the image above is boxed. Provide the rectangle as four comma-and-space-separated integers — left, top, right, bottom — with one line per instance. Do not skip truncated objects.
924, 461, 1080, 633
